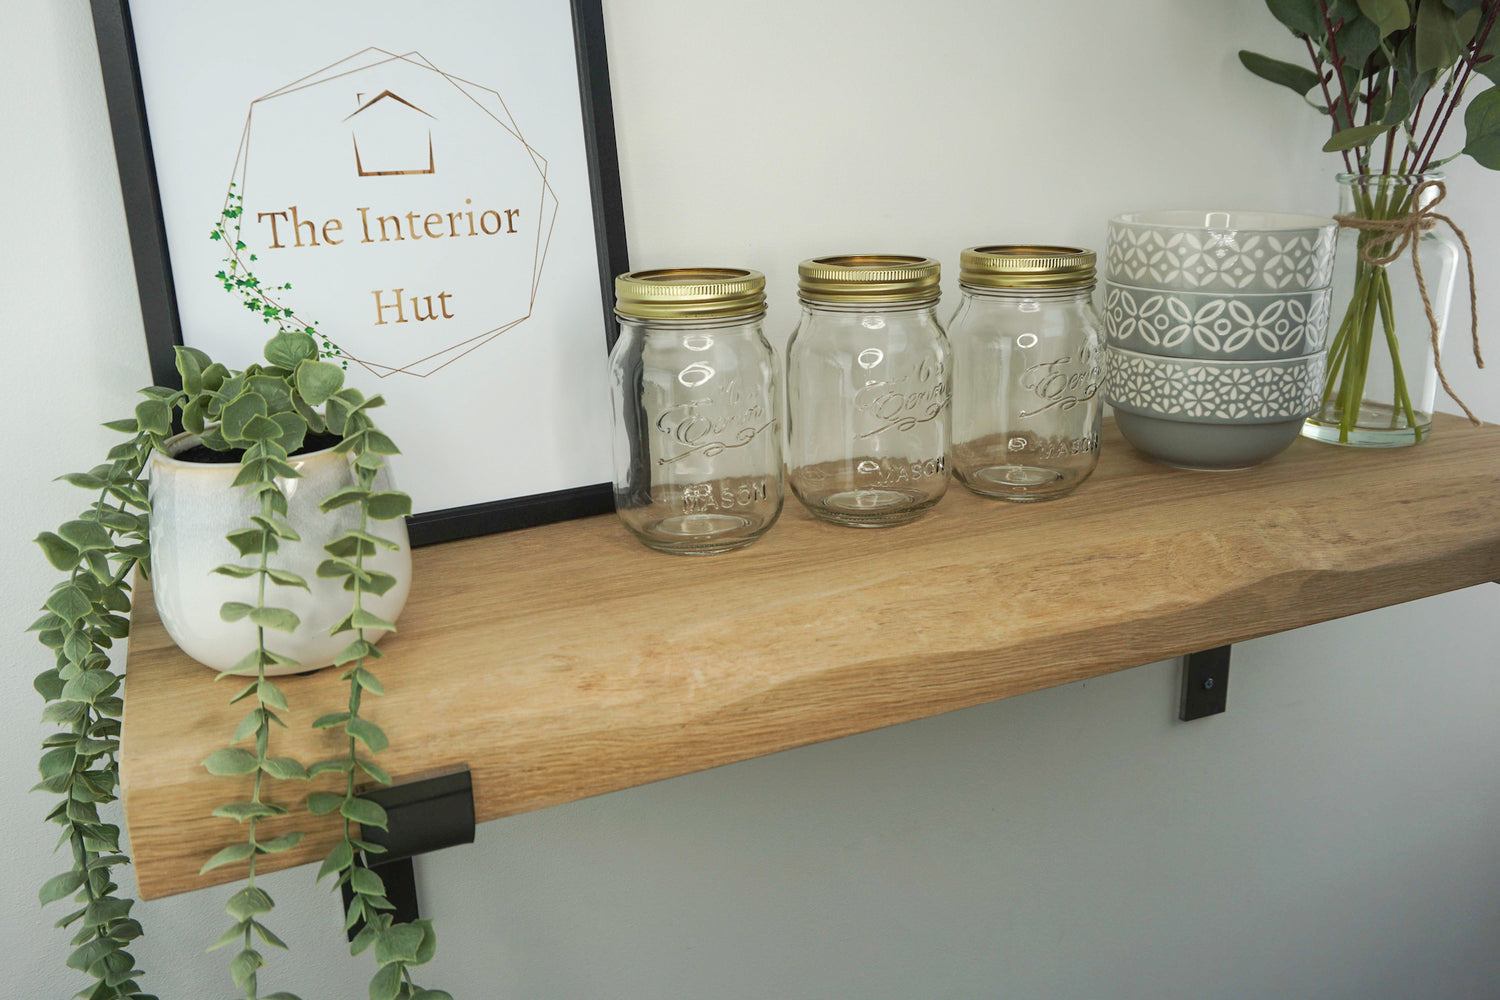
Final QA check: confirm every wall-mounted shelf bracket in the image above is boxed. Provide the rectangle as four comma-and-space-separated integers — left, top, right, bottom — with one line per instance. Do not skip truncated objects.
342, 766, 474, 939
1179, 645, 1231, 721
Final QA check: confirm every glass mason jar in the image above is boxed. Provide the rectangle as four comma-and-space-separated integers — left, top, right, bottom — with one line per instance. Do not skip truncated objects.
949, 246, 1104, 500
786, 254, 951, 527
608, 268, 783, 554
1303, 173, 1461, 447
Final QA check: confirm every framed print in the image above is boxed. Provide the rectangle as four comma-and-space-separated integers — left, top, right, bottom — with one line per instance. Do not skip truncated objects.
91, 0, 629, 546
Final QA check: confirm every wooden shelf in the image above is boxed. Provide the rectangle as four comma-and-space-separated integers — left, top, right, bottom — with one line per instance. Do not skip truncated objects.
121, 414, 1500, 899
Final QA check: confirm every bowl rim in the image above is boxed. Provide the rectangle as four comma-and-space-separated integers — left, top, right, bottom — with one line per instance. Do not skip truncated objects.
1109, 209, 1336, 232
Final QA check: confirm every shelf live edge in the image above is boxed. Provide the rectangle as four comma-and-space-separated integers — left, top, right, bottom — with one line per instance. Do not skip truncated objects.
119, 414, 1500, 900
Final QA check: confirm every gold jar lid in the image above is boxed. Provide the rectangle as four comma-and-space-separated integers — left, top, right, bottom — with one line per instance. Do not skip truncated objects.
614, 267, 766, 321
797, 254, 941, 304
959, 245, 1096, 289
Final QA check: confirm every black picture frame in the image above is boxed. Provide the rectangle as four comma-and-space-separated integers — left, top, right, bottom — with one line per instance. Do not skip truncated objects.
89, 0, 628, 547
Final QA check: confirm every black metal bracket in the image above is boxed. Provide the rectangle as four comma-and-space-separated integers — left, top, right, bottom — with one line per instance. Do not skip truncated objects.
1179, 645, 1231, 721
342, 766, 474, 940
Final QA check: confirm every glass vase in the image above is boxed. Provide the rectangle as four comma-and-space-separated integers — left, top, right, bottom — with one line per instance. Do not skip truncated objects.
1302, 173, 1460, 447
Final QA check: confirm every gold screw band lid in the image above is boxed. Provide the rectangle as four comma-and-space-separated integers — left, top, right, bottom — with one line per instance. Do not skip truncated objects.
614, 268, 766, 321
959, 245, 1096, 289
797, 254, 941, 304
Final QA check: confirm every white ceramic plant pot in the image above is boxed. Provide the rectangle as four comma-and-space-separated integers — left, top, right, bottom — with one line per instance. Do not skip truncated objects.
148, 433, 412, 674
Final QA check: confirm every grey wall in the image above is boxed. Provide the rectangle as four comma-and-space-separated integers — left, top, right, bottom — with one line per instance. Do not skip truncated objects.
4, 2, 1497, 998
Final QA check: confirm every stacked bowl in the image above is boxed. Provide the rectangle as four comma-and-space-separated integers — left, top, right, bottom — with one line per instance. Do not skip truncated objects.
1102, 210, 1338, 469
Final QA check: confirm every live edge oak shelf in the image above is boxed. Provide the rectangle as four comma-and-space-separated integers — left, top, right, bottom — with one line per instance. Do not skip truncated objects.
121, 415, 1500, 900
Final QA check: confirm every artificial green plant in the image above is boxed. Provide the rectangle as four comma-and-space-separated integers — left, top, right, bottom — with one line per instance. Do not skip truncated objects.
31, 188, 449, 1000
1240, 0, 1497, 440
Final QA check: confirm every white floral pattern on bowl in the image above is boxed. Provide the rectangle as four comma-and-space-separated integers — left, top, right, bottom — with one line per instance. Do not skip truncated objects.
1105, 347, 1324, 423
1106, 211, 1336, 292
1103, 283, 1331, 360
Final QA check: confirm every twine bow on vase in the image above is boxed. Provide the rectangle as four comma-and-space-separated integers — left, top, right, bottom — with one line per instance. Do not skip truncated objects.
1332, 178, 1486, 427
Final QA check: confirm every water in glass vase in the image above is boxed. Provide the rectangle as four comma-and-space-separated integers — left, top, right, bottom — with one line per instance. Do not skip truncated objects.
1304, 174, 1459, 448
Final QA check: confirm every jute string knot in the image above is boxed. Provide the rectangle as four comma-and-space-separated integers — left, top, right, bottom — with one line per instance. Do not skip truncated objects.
1331, 177, 1484, 427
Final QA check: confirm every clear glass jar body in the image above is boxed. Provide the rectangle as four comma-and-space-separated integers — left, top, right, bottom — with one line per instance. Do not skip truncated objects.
949, 284, 1103, 500
1304, 173, 1460, 447
786, 300, 951, 526
609, 314, 783, 554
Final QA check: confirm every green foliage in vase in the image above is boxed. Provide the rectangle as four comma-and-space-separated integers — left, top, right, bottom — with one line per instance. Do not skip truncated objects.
1239, 0, 1497, 441
30, 195, 449, 1000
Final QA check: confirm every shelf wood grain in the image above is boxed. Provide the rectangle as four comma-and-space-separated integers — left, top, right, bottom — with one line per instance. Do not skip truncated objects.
120, 415, 1500, 899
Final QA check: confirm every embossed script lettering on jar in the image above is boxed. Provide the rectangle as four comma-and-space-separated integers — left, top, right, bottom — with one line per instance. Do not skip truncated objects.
653, 376, 776, 465
681, 479, 770, 514
853, 358, 951, 437
1018, 343, 1102, 418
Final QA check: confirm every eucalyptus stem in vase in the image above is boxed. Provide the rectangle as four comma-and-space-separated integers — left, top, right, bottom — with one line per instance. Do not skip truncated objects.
1240, 0, 1496, 445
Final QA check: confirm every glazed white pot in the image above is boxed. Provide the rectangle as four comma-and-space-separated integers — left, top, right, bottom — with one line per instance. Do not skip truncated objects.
148, 433, 412, 674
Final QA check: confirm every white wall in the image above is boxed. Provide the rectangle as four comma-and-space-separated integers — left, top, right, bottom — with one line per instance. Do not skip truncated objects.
4, 2, 1498, 998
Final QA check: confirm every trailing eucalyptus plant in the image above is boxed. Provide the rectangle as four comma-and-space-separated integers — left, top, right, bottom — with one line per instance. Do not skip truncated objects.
31, 190, 449, 1000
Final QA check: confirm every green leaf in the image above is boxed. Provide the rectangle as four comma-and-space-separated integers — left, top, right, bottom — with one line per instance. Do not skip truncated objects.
1356, 0, 1410, 34
227, 886, 274, 920
1264, 0, 1324, 37
1464, 85, 1500, 167
249, 605, 301, 633
213, 563, 260, 579
134, 398, 172, 436
369, 961, 402, 1000
411, 918, 438, 965
346, 717, 389, 753
40, 869, 87, 905
200, 842, 256, 873
257, 679, 289, 712
66, 937, 115, 972
212, 801, 286, 823
203, 747, 259, 776
258, 831, 304, 854
375, 923, 425, 964
1323, 122, 1391, 150
271, 411, 308, 454
1239, 50, 1321, 94
208, 919, 250, 952
220, 601, 254, 622
230, 947, 264, 990
350, 865, 385, 897
1416, 0, 1463, 72
242, 413, 283, 441
356, 756, 393, 786
265, 331, 319, 369
364, 429, 400, 455
307, 791, 346, 815
83, 896, 132, 926
365, 492, 412, 521
35, 531, 79, 570
61, 670, 116, 704
254, 922, 291, 950
45, 585, 92, 623
341, 797, 389, 830
317, 839, 355, 882
259, 756, 309, 781
313, 712, 352, 730
295, 360, 345, 407
227, 527, 277, 557
222, 392, 268, 441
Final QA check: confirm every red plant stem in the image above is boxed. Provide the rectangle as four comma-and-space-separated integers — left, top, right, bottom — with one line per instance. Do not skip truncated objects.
1417, 5, 1499, 173
1319, 0, 1363, 136
1398, 91, 1428, 174
1306, 34, 1356, 174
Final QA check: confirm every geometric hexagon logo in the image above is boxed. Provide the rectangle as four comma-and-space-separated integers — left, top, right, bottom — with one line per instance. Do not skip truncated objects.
221, 47, 558, 377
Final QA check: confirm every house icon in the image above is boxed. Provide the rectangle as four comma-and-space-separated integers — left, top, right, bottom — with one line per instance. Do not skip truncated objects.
345, 90, 436, 177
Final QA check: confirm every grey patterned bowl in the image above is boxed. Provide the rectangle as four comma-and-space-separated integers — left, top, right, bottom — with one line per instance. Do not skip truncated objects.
1107, 210, 1337, 293
1105, 346, 1325, 470
1103, 280, 1332, 361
